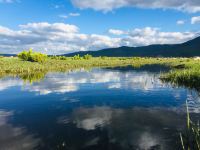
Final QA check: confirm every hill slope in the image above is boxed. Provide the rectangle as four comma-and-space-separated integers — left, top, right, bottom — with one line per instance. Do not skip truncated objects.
65, 36, 200, 57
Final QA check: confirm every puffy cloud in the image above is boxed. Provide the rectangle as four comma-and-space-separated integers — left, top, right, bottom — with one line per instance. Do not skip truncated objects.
0, 23, 199, 54
177, 20, 185, 25
108, 29, 125, 35
120, 27, 198, 46
191, 16, 200, 24
71, 0, 200, 13
0, 22, 121, 54
19, 22, 79, 33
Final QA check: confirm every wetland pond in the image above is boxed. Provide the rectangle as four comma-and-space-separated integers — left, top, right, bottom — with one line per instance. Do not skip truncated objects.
0, 65, 200, 150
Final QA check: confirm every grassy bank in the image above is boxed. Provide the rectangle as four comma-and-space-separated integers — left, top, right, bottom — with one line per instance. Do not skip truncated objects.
0, 56, 184, 75
1, 56, 200, 90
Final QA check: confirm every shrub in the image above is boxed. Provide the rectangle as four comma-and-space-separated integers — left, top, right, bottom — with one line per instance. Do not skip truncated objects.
83, 54, 92, 60
72, 54, 81, 60
50, 56, 68, 60
100, 56, 107, 60
18, 49, 47, 63
59, 56, 67, 60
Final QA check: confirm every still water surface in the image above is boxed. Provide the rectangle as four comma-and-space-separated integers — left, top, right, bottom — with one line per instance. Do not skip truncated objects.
0, 66, 200, 150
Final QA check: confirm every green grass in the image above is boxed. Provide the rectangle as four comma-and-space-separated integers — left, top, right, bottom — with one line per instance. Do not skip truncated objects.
179, 100, 200, 150
1, 56, 200, 90
160, 59, 200, 91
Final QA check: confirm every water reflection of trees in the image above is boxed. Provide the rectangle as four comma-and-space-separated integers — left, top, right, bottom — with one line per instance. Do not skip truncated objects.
19, 72, 47, 83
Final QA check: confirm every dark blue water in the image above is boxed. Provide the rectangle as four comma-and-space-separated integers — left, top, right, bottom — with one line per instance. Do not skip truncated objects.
0, 67, 199, 150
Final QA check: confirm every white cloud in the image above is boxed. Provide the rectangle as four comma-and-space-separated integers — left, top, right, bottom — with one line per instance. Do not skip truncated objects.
191, 16, 200, 24
71, 0, 200, 13
59, 13, 80, 19
0, 23, 199, 54
108, 29, 125, 35
120, 27, 198, 46
177, 20, 185, 25
19, 22, 79, 33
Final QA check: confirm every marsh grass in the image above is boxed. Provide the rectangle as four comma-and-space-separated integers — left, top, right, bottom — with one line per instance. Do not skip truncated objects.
1, 56, 200, 89
161, 62, 200, 91
179, 101, 200, 150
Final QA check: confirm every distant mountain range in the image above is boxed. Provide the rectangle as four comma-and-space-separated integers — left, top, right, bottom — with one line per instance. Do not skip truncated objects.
65, 36, 200, 57
1, 36, 200, 57
0, 54, 16, 57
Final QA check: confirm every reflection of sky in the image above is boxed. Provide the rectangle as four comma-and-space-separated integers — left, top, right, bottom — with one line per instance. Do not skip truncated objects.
0, 65, 199, 149
57, 106, 186, 150
0, 77, 23, 91
0, 68, 199, 110
187, 91, 200, 113
0, 69, 176, 95
0, 110, 40, 150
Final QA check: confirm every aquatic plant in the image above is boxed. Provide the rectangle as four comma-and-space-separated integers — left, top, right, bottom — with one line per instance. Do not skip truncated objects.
161, 68, 200, 91
180, 100, 200, 150
1, 55, 200, 91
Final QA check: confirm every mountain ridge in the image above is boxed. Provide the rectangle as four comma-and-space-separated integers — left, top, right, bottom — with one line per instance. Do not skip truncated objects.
1, 36, 200, 57
64, 36, 200, 57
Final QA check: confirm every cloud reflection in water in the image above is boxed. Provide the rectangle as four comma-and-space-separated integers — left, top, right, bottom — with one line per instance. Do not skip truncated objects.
0, 69, 165, 95
0, 110, 40, 150
57, 106, 186, 150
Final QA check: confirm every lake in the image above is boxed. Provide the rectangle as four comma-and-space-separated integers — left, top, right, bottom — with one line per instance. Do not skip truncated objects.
0, 66, 199, 150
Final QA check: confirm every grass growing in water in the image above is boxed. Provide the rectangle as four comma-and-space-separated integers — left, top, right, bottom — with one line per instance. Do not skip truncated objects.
180, 100, 200, 150
1, 54, 200, 91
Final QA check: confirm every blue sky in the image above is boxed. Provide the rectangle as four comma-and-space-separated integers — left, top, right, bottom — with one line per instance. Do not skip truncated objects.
0, 0, 200, 54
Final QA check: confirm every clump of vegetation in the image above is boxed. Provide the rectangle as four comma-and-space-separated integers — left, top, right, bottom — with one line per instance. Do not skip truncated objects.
72, 54, 93, 60
2, 55, 200, 91
18, 49, 47, 63
100, 56, 107, 60
161, 62, 200, 91
50, 56, 68, 60
83, 54, 92, 60
179, 101, 200, 150
72, 54, 82, 60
